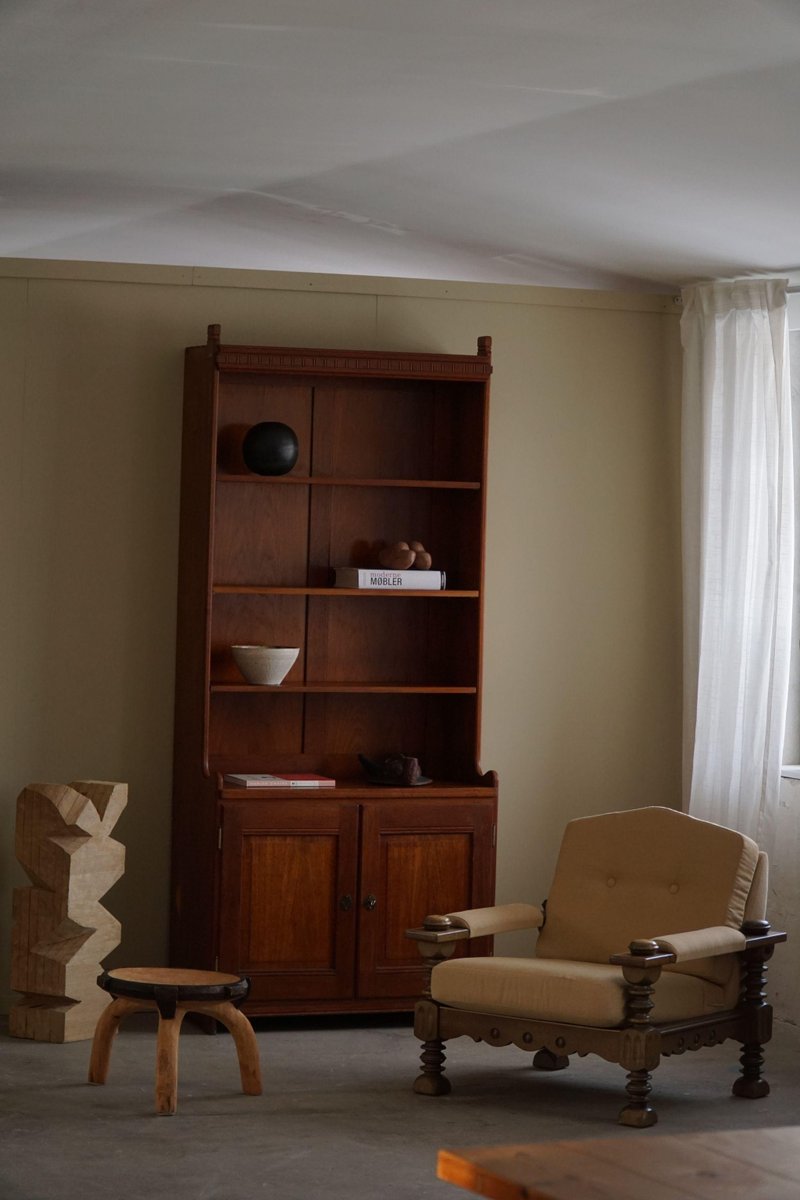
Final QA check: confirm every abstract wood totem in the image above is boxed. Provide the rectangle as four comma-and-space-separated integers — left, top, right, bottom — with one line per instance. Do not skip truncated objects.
10, 780, 127, 1042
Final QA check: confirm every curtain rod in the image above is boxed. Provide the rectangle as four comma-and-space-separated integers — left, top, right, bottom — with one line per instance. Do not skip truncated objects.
678, 284, 800, 295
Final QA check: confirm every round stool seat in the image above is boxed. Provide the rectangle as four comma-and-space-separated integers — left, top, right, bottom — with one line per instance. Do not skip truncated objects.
100, 967, 249, 1006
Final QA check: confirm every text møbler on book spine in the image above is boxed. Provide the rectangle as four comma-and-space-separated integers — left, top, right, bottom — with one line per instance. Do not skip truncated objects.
334, 568, 446, 590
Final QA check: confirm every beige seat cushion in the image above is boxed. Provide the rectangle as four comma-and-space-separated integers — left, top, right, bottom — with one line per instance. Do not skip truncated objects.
535, 806, 759, 986
432, 956, 739, 1027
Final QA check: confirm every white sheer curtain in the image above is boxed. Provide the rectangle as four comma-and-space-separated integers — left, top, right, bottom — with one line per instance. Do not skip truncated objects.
681, 279, 794, 852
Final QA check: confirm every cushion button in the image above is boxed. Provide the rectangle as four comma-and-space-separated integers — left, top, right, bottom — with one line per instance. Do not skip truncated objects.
606, 877, 616, 887
669, 883, 679, 894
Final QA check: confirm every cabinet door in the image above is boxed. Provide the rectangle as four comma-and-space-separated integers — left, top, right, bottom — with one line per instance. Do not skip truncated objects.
358, 800, 496, 999
218, 800, 359, 1003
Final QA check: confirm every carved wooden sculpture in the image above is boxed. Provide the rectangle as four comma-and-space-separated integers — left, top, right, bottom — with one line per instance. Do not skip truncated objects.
10, 780, 127, 1042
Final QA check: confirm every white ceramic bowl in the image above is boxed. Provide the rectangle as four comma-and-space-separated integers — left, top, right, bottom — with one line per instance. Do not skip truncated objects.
232, 645, 299, 686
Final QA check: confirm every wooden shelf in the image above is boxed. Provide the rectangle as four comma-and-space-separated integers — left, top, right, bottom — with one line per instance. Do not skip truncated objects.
219, 780, 493, 798
211, 683, 478, 694
212, 585, 479, 598
217, 474, 481, 489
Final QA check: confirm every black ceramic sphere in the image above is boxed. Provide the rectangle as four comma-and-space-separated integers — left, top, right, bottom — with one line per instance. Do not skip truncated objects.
242, 421, 299, 476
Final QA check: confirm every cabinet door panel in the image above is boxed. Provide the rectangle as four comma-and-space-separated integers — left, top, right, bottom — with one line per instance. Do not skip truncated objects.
244, 834, 337, 967
358, 800, 495, 998
219, 800, 358, 1002
382, 832, 471, 960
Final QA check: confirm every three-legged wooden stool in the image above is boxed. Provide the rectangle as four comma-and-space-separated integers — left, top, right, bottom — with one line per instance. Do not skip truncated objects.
88, 967, 262, 1114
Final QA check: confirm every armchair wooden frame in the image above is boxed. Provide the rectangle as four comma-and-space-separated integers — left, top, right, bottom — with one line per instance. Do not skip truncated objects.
407, 911, 785, 1127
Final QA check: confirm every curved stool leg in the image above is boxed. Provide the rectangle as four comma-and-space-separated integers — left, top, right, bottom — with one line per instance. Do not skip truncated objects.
155, 1008, 187, 1115
88, 998, 146, 1085
191, 999, 262, 1095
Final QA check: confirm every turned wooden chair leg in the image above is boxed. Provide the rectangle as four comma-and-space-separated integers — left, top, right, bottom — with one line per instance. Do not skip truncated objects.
532, 1048, 569, 1071
618, 1067, 658, 1127
88, 997, 146, 1085
154, 1009, 186, 1115
732, 1042, 771, 1098
414, 1038, 452, 1095
733, 923, 774, 1100
194, 999, 262, 1095
617, 940, 661, 1128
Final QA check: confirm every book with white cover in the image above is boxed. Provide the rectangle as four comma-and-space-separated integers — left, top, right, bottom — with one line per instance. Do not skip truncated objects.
223, 773, 336, 788
334, 568, 446, 591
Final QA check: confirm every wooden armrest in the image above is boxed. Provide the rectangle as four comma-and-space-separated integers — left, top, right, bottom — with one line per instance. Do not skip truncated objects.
407, 902, 544, 944
652, 925, 746, 962
406, 915, 472, 945
609, 939, 676, 969
610, 921, 788, 970
741, 919, 787, 949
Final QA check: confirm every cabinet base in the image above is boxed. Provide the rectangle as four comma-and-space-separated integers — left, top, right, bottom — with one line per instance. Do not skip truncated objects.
242, 997, 417, 1018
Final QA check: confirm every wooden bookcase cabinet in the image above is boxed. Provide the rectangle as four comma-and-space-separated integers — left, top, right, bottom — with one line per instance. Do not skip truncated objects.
170, 325, 498, 1014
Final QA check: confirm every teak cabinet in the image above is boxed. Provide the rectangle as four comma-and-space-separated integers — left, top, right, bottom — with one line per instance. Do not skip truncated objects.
170, 325, 498, 1015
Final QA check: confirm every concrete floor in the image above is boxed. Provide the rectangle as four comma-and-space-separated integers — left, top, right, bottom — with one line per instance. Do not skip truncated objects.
1, 1014, 799, 1200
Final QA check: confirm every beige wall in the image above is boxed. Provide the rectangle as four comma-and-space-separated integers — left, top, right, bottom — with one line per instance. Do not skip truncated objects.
0, 261, 682, 1011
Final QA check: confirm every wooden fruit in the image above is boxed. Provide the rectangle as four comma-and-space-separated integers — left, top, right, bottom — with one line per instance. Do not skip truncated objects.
377, 539, 433, 570
378, 541, 416, 570
409, 540, 432, 570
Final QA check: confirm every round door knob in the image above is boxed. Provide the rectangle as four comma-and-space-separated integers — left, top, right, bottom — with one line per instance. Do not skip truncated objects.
363, 894, 377, 911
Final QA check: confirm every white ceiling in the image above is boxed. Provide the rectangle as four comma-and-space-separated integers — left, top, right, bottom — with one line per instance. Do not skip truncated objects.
4, 0, 800, 292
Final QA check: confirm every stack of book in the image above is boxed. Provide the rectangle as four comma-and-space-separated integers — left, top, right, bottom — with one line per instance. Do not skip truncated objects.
223, 773, 336, 788
333, 567, 446, 590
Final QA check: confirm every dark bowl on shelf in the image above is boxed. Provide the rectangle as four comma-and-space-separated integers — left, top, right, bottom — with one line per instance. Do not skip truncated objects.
242, 421, 299, 476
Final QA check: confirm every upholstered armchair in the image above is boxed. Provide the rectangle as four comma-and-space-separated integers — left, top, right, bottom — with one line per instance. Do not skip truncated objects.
407, 806, 785, 1126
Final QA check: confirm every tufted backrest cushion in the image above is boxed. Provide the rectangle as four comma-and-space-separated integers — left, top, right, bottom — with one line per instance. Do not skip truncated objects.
535, 807, 759, 985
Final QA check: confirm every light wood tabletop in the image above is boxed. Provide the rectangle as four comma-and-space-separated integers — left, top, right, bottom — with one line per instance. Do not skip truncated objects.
438, 1125, 800, 1200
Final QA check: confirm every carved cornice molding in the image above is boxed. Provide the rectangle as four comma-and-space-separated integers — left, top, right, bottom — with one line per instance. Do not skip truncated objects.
214, 347, 492, 380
